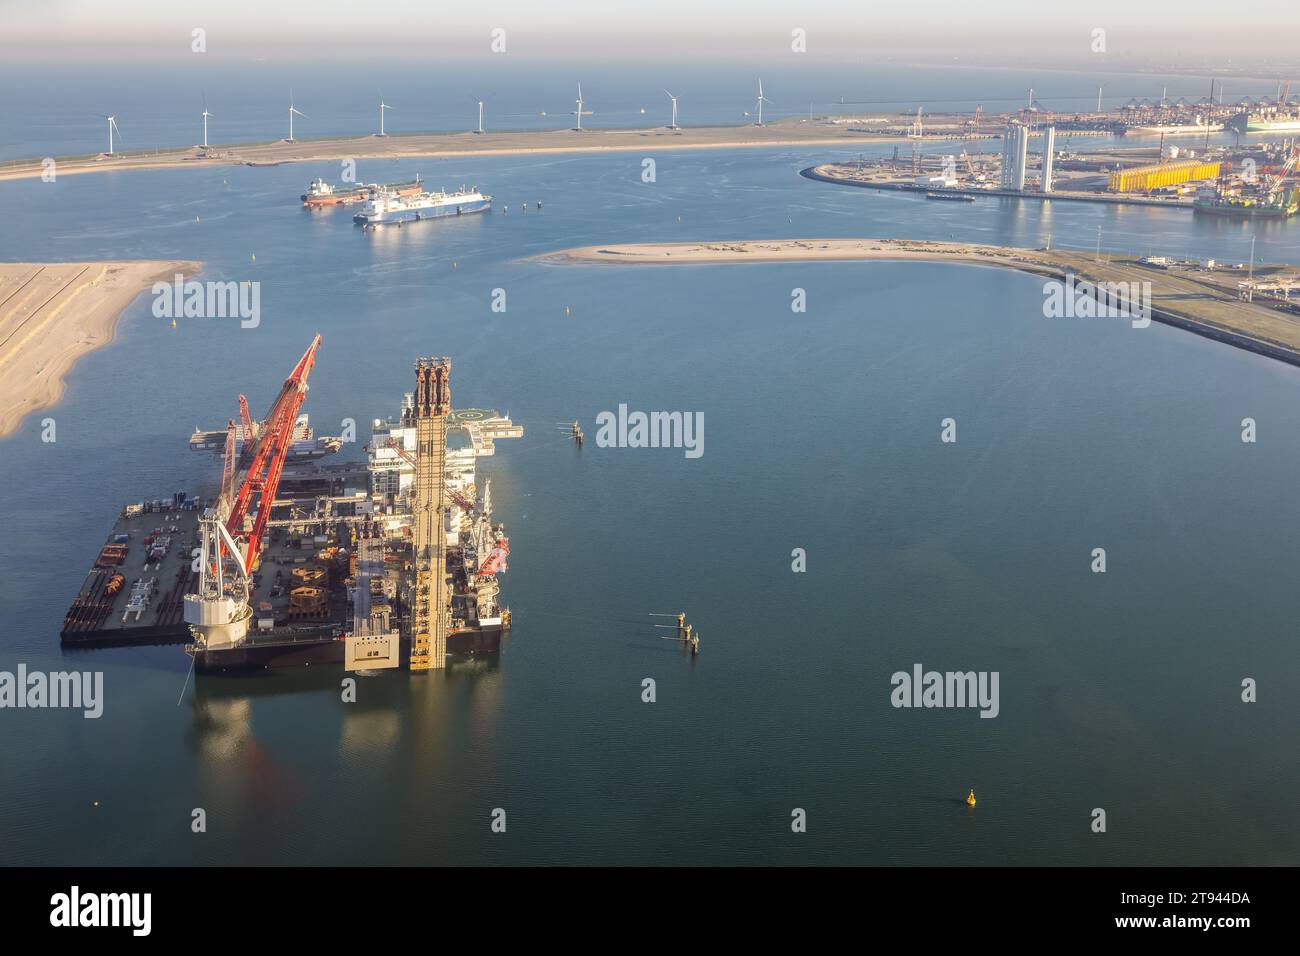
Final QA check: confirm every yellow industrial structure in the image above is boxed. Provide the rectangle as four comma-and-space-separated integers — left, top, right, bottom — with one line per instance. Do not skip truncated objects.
1108, 160, 1221, 193
407, 357, 452, 671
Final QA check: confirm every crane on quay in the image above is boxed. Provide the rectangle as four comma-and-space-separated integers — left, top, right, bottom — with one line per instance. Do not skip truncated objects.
184, 334, 323, 649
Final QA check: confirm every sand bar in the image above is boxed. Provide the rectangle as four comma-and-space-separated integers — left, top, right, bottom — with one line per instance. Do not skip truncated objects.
0, 260, 201, 438
0, 120, 893, 183
535, 238, 1300, 364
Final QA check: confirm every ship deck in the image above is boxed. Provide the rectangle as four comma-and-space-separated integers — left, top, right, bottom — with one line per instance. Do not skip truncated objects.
60, 503, 200, 645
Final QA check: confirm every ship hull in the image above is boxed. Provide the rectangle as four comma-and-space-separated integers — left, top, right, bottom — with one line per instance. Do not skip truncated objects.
355, 197, 491, 226
303, 192, 367, 207
1193, 202, 1297, 219
303, 182, 421, 207
190, 636, 346, 673
189, 625, 502, 674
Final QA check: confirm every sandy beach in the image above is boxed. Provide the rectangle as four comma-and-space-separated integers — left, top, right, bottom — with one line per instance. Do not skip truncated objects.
534, 237, 1063, 270
0, 120, 895, 183
0, 260, 201, 438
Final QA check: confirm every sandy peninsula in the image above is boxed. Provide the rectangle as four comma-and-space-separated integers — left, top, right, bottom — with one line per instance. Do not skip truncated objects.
0, 119, 894, 183
535, 237, 1056, 270
535, 238, 1300, 364
0, 261, 201, 438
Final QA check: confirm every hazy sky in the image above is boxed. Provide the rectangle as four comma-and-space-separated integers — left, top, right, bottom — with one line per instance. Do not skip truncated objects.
5, 0, 1300, 61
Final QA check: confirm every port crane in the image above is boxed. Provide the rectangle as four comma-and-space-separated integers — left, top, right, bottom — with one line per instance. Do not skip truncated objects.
1263, 144, 1299, 203
185, 334, 323, 649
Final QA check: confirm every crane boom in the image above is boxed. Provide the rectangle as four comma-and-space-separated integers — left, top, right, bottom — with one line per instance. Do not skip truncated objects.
224, 334, 322, 570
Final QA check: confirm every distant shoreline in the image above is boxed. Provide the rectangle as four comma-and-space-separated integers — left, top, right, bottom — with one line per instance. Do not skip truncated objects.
0, 260, 202, 439
0, 121, 898, 183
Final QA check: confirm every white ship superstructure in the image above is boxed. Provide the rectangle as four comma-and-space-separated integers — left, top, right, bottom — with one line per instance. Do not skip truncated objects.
353, 185, 491, 225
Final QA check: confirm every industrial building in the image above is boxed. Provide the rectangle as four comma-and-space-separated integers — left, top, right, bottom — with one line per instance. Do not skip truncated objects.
1041, 127, 1056, 193
1000, 124, 1029, 191
1108, 160, 1221, 193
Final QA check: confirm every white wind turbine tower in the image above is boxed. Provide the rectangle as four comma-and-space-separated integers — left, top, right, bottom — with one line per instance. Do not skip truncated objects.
285, 91, 307, 143
376, 97, 392, 137
663, 89, 679, 130
571, 82, 592, 131
104, 114, 121, 155
755, 79, 770, 126
470, 94, 485, 134
200, 97, 213, 150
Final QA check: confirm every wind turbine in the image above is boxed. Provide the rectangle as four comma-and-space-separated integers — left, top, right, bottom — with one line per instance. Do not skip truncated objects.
376, 97, 392, 137
104, 114, 121, 155
663, 89, 679, 130
470, 94, 485, 134
200, 95, 213, 150
285, 91, 307, 143
755, 79, 770, 126
571, 83, 592, 131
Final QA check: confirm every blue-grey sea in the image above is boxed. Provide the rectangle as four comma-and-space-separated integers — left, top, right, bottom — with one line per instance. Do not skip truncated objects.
1, 64, 1298, 864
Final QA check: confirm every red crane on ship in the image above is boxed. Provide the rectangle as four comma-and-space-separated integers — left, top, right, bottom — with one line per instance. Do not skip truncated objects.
222, 334, 322, 570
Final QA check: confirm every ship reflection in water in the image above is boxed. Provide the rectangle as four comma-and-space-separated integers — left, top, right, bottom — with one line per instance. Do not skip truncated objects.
185, 653, 506, 837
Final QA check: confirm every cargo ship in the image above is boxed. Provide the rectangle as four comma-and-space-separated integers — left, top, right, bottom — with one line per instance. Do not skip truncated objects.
353, 186, 491, 226
301, 176, 421, 207
1228, 111, 1300, 135
1129, 122, 1223, 135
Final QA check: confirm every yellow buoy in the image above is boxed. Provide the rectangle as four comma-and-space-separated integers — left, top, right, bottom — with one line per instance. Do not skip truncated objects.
171, 319, 177, 329
251, 253, 256, 262
966, 788, 976, 807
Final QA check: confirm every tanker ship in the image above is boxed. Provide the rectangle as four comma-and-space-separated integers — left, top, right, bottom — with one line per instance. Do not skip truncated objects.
301, 176, 422, 207
353, 186, 491, 226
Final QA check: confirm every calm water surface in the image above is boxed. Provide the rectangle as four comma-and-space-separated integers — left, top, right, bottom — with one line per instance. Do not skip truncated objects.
0, 132, 1298, 864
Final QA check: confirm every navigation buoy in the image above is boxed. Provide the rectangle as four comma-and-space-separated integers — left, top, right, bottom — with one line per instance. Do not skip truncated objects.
564, 306, 571, 316
195, 215, 200, 223
171, 319, 177, 330
966, 788, 976, 807
251, 253, 256, 262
